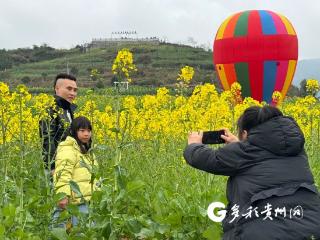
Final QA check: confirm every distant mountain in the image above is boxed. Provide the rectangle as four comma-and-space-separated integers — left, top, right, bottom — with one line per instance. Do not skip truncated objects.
292, 59, 320, 87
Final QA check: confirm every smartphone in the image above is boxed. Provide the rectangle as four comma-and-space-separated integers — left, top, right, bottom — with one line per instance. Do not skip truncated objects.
202, 130, 225, 144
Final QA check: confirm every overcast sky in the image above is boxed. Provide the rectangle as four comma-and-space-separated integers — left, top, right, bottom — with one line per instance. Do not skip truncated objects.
0, 0, 319, 59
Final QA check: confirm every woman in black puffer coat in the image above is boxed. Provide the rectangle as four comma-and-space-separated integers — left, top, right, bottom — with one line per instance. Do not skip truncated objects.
184, 105, 320, 240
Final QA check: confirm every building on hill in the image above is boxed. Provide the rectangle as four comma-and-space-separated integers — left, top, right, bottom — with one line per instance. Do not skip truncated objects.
90, 37, 160, 48
89, 31, 161, 48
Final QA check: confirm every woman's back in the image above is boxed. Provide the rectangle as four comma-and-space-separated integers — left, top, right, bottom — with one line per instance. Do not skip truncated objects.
184, 106, 320, 239
221, 116, 320, 239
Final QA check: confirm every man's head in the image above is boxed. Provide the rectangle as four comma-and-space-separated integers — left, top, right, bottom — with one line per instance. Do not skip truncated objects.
54, 73, 78, 103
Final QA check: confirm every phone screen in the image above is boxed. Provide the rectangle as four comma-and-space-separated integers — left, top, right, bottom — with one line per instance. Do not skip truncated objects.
202, 130, 225, 144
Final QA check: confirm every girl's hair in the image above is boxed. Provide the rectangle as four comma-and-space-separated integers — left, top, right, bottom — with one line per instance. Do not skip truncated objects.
69, 116, 92, 154
237, 105, 283, 136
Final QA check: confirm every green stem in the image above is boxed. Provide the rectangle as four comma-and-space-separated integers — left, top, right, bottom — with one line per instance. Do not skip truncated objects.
1, 110, 6, 146
114, 84, 121, 192
40, 119, 51, 238
18, 95, 25, 228
1, 109, 7, 206
317, 119, 320, 146
89, 151, 94, 227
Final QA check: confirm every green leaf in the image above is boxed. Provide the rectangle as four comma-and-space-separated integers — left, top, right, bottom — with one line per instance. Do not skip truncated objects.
50, 228, 68, 240
3, 216, 14, 227
155, 224, 170, 234
58, 209, 71, 222
69, 180, 83, 198
114, 165, 127, 190
119, 107, 129, 112
80, 158, 92, 172
109, 127, 120, 133
157, 190, 167, 204
119, 142, 133, 149
2, 204, 16, 217
115, 189, 126, 203
165, 213, 182, 226
202, 224, 221, 240
135, 228, 155, 238
198, 206, 208, 217
95, 144, 108, 151
126, 180, 146, 193
151, 198, 163, 218
101, 222, 111, 238
26, 210, 35, 223
66, 204, 79, 215
126, 218, 141, 233
0, 225, 5, 236
13, 228, 26, 239
53, 192, 67, 202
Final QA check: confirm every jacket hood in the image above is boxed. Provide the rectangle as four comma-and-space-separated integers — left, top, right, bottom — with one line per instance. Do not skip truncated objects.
59, 136, 80, 151
54, 95, 77, 111
59, 136, 93, 153
247, 116, 305, 156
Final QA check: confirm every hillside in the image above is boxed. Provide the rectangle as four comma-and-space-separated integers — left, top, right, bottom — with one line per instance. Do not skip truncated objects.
293, 58, 320, 86
0, 43, 218, 89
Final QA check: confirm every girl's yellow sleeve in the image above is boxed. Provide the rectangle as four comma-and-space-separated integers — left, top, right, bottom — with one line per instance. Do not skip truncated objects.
54, 146, 77, 196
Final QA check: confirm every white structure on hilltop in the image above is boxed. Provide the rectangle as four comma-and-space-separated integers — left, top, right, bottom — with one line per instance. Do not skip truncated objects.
90, 31, 160, 48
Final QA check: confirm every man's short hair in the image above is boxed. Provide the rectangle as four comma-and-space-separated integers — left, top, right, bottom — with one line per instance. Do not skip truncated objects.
54, 73, 77, 89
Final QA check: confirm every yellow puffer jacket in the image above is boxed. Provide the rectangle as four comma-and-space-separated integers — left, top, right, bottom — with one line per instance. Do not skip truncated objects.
54, 136, 98, 204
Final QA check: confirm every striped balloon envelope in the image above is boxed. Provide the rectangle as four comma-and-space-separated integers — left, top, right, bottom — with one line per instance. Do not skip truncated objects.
213, 10, 298, 103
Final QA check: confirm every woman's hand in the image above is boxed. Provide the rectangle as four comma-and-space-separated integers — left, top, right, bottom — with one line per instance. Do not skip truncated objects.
187, 131, 203, 145
58, 197, 69, 209
221, 128, 239, 143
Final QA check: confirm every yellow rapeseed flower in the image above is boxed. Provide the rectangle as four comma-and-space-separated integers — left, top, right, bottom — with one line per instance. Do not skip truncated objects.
112, 48, 137, 83
306, 79, 319, 96
272, 91, 282, 105
177, 66, 194, 84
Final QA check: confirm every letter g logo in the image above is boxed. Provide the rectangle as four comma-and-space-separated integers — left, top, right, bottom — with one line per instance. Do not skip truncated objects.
207, 202, 227, 222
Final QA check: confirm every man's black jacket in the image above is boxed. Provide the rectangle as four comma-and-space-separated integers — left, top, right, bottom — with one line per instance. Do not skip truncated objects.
39, 95, 77, 170
184, 116, 320, 240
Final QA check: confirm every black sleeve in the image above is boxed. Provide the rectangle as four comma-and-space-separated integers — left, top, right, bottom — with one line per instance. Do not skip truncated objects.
39, 117, 57, 170
183, 143, 241, 176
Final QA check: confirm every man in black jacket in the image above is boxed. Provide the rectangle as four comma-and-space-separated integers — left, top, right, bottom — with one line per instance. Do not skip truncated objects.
184, 106, 320, 240
39, 73, 78, 172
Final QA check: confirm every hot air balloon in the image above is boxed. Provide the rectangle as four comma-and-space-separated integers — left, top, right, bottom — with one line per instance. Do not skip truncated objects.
213, 10, 298, 103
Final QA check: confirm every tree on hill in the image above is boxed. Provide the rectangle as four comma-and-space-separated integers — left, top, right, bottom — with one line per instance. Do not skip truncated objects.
0, 50, 13, 70
21, 76, 31, 84
299, 79, 307, 97
41, 72, 48, 83
287, 85, 300, 97
70, 66, 79, 76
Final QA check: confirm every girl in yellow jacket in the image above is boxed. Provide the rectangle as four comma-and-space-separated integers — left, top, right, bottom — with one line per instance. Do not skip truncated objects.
53, 116, 97, 228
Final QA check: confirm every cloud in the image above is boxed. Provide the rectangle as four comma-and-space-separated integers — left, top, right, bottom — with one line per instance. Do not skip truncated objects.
0, 0, 319, 59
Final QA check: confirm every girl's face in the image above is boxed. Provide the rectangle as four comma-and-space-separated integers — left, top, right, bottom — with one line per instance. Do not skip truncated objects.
77, 128, 92, 144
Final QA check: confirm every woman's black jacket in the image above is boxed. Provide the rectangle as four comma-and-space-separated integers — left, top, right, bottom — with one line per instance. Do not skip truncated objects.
184, 116, 320, 239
